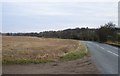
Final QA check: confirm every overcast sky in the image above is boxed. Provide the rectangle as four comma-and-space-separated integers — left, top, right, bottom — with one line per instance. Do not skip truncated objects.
1, 0, 119, 33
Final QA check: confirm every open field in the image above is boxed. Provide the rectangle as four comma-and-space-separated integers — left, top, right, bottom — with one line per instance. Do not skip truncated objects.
2, 36, 87, 64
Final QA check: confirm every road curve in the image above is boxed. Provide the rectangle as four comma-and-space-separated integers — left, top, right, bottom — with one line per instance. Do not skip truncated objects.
83, 41, 118, 74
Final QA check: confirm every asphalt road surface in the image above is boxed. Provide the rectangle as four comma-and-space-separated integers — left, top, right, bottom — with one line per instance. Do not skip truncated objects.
84, 41, 118, 74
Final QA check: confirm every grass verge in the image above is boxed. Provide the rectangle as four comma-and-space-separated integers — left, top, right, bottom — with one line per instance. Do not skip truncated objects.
60, 42, 87, 61
60, 51, 87, 61
3, 59, 52, 64
106, 41, 120, 48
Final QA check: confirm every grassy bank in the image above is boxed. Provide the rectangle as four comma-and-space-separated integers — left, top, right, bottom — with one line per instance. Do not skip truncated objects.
105, 41, 120, 48
2, 36, 87, 64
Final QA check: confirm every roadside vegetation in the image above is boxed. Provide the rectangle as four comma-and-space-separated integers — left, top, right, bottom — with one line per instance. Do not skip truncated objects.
60, 42, 87, 61
2, 36, 87, 64
106, 40, 120, 47
3, 22, 120, 47
2, 22, 119, 64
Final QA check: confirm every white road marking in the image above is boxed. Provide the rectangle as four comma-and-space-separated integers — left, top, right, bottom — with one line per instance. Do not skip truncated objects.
87, 42, 119, 57
95, 44, 119, 57
106, 50, 119, 57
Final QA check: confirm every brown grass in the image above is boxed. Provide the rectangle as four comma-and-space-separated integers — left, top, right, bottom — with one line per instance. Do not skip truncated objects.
106, 41, 120, 47
2, 36, 86, 64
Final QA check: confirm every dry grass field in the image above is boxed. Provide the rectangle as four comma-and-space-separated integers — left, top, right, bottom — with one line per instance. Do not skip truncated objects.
2, 36, 87, 64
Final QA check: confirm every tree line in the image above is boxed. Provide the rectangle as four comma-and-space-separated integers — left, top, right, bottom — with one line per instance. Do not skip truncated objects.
2, 22, 120, 42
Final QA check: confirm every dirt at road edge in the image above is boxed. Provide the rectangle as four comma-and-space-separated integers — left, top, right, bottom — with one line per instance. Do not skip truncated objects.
3, 54, 100, 74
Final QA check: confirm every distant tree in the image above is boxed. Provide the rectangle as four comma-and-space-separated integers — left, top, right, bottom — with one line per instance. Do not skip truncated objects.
3, 22, 118, 43
97, 22, 116, 42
